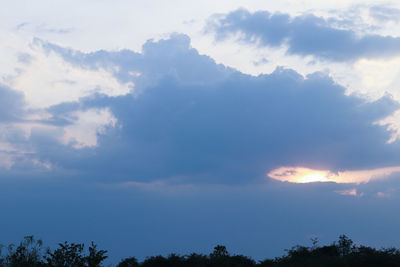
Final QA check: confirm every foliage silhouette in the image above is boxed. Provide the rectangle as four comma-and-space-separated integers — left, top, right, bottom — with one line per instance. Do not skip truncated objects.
2, 236, 44, 267
0, 237, 107, 267
116, 257, 139, 267
86, 242, 108, 267
2, 235, 400, 266
45, 241, 86, 267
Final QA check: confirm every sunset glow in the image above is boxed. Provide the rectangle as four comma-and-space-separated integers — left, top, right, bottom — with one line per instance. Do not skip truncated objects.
268, 166, 400, 184
297, 172, 329, 183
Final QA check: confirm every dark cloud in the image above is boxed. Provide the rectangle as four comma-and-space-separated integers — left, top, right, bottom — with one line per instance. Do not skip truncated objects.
33, 34, 234, 87
27, 35, 400, 185
207, 9, 400, 61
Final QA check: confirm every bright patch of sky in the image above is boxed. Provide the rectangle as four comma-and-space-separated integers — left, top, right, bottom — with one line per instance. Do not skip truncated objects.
61, 108, 117, 149
268, 166, 400, 184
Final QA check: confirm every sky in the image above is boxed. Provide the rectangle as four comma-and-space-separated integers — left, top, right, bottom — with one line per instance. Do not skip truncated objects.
2, 0, 400, 264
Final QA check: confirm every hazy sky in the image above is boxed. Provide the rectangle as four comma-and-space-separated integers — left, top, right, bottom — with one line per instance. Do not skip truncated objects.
2, 0, 400, 264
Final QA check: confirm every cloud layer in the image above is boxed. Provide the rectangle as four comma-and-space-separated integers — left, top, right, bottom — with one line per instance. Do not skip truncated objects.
208, 9, 400, 61
13, 34, 398, 185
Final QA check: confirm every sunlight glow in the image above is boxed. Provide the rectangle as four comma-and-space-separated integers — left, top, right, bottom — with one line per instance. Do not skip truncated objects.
297, 172, 330, 183
268, 166, 400, 184
335, 188, 358, 196
268, 167, 332, 183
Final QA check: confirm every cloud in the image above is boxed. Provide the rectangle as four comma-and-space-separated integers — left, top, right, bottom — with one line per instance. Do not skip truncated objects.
22, 34, 400, 185
350, 56, 400, 100
0, 40, 125, 168
376, 110, 400, 143
369, 5, 400, 22
61, 108, 117, 149
0, 85, 25, 122
0, 38, 128, 162
37, 34, 234, 89
0, 33, 399, 185
5, 38, 133, 109
16, 22, 73, 34
207, 8, 400, 61
0, 85, 32, 168
335, 188, 358, 196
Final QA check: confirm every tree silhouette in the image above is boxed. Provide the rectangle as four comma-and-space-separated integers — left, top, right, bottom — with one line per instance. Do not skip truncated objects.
86, 242, 108, 267
45, 241, 107, 267
210, 245, 229, 258
116, 257, 139, 267
3, 236, 45, 267
185, 253, 209, 267
337, 234, 354, 256
45, 242, 86, 267
2, 235, 400, 266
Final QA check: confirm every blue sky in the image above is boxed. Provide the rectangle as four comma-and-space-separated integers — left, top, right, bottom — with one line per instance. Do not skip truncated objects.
2, 0, 400, 264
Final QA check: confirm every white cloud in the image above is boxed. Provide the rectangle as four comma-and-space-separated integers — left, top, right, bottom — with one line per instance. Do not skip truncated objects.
0, 107, 118, 168
377, 110, 400, 143
61, 108, 117, 149
1, 1, 400, 111
4, 41, 133, 109
318, 55, 400, 104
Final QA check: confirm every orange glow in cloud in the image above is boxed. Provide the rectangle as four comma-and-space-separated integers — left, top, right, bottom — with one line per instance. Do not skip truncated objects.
268, 166, 400, 184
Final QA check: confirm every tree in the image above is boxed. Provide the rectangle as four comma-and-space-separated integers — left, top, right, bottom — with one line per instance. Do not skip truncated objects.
5, 236, 44, 267
141, 255, 168, 267
210, 245, 229, 258
116, 257, 139, 267
185, 253, 209, 267
45, 241, 107, 267
337, 234, 354, 256
45, 242, 86, 267
209, 245, 231, 267
86, 242, 107, 267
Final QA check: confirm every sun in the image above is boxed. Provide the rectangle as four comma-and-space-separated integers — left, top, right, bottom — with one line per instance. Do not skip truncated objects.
267, 167, 332, 183
268, 166, 400, 184
297, 172, 329, 183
